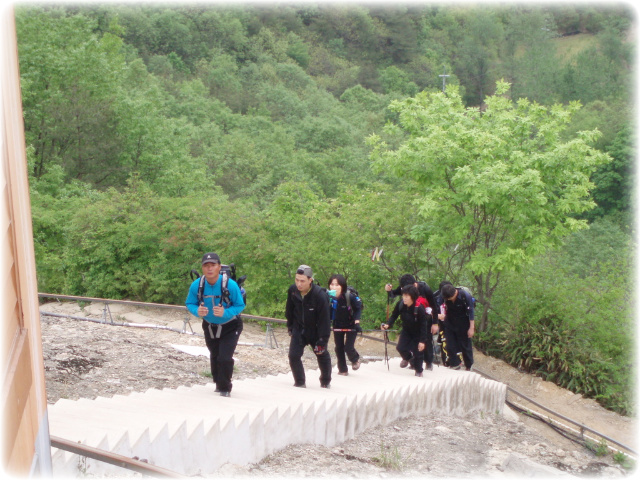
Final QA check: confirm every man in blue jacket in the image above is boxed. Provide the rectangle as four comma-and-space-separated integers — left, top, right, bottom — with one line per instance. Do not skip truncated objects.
186, 252, 245, 397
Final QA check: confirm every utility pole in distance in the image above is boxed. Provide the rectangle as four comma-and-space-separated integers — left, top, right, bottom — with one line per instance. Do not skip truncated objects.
439, 66, 450, 93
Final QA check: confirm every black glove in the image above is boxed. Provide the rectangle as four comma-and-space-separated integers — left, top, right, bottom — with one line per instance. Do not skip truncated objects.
355, 323, 362, 333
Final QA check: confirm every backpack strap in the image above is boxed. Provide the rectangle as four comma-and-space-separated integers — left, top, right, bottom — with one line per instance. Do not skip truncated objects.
220, 271, 230, 306
197, 275, 206, 305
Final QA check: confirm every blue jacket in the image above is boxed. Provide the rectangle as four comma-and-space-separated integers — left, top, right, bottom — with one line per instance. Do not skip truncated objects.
186, 275, 245, 324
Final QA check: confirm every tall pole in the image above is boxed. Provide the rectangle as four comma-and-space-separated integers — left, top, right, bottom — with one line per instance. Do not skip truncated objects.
439, 66, 450, 93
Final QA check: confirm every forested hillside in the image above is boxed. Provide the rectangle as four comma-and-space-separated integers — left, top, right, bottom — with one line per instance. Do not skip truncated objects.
16, 3, 635, 414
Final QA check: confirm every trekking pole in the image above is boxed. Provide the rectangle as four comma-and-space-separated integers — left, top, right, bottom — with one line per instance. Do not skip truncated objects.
383, 290, 391, 370
332, 328, 357, 332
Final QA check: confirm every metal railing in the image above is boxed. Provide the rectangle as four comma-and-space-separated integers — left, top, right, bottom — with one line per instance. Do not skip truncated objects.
50, 436, 186, 478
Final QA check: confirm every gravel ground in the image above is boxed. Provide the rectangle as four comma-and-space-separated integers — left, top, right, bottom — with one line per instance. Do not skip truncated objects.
39, 300, 634, 478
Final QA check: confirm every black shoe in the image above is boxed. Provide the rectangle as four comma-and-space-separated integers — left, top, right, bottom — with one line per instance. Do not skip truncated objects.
415, 371, 423, 377
400, 359, 409, 368
351, 360, 360, 371
214, 388, 221, 393
426, 363, 433, 371
320, 384, 331, 389
294, 383, 306, 388
220, 391, 230, 397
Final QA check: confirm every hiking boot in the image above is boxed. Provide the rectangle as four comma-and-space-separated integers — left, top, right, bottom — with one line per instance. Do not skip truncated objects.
352, 360, 361, 371
426, 363, 433, 371
338, 371, 348, 376
214, 388, 221, 393
320, 384, 331, 389
294, 383, 306, 388
219, 391, 230, 397
415, 371, 423, 377
399, 359, 409, 368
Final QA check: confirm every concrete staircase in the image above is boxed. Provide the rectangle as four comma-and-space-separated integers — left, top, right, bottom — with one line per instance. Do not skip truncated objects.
48, 358, 507, 477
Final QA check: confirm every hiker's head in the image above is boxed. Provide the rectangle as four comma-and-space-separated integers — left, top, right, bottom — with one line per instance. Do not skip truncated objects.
439, 280, 453, 291
295, 265, 314, 293
328, 274, 347, 297
399, 274, 416, 288
401, 284, 418, 306
442, 284, 457, 301
201, 252, 221, 280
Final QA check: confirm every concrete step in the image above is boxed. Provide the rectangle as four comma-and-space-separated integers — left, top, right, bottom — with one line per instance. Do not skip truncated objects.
49, 357, 506, 477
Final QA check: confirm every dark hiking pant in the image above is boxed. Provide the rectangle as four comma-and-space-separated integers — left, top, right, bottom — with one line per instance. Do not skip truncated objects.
334, 330, 359, 373
202, 318, 243, 393
444, 327, 473, 369
396, 331, 424, 373
288, 328, 332, 386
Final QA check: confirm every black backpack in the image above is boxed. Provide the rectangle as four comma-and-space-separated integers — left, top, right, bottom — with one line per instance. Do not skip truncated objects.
190, 264, 247, 307
345, 285, 362, 313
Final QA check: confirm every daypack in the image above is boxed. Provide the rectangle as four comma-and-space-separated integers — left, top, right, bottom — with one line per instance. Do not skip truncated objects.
457, 286, 476, 309
345, 285, 363, 313
190, 264, 247, 307
413, 296, 432, 321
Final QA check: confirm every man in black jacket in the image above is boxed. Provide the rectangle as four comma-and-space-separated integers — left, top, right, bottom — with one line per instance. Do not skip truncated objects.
441, 283, 475, 370
286, 264, 332, 388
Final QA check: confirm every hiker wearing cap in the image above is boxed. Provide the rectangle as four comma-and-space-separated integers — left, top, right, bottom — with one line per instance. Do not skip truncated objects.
441, 283, 475, 371
186, 252, 245, 397
285, 265, 332, 388
385, 274, 439, 371
381, 285, 429, 376
328, 274, 363, 376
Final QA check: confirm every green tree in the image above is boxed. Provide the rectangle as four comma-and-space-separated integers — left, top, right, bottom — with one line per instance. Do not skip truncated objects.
452, 9, 504, 105
369, 81, 611, 331
16, 7, 126, 185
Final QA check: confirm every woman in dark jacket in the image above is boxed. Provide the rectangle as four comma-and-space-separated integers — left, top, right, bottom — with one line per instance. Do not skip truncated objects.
328, 274, 363, 375
381, 284, 429, 376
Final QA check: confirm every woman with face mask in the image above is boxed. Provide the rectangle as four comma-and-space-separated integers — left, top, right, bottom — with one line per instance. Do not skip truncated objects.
328, 274, 363, 376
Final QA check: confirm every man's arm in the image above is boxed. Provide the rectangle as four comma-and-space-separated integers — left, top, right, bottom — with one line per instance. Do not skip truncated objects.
185, 281, 201, 317
285, 286, 294, 332
315, 288, 331, 345
221, 280, 245, 320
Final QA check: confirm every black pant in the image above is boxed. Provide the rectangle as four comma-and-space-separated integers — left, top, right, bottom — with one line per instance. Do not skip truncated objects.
396, 330, 424, 373
334, 330, 359, 373
437, 328, 450, 365
444, 327, 473, 369
288, 327, 332, 386
202, 318, 243, 392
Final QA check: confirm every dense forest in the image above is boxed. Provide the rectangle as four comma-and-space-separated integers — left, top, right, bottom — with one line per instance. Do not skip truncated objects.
16, 3, 635, 414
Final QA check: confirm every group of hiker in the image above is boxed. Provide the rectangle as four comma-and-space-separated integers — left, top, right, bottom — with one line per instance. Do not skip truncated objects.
186, 252, 475, 397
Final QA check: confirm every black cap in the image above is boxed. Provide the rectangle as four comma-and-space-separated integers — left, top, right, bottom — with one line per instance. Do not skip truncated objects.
201, 252, 221, 265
